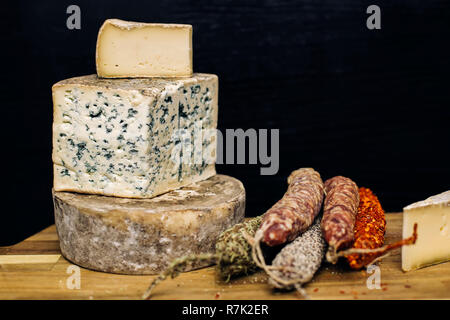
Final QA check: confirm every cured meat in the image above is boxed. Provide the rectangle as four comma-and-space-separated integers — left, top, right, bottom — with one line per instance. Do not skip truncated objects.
321, 176, 359, 262
337, 224, 417, 268
143, 216, 262, 299
337, 187, 417, 268
250, 168, 324, 297
346, 187, 386, 269
267, 218, 326, 296
259, 168, 324, 247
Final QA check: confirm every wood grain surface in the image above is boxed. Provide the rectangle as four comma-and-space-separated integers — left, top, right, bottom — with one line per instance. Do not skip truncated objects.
0, 213, 449, 300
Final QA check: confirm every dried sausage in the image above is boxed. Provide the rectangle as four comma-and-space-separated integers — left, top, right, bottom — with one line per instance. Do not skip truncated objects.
260, 168, 324, 246
320, 176, 359, 262
268, 218, 326, 295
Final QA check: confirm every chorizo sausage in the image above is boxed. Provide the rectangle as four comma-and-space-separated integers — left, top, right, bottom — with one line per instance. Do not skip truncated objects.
340, 187, 417, 269
346, 187, 386, 269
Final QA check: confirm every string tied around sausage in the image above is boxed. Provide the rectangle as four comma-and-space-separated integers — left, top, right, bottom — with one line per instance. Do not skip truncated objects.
244, 230, 312, 299
334, 223, 418, 267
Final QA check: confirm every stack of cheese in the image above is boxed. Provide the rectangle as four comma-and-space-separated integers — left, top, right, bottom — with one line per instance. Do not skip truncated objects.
52, 19, 245, 275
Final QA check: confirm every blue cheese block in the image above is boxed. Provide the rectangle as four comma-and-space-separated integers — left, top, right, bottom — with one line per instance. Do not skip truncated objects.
52, 74, 218, 198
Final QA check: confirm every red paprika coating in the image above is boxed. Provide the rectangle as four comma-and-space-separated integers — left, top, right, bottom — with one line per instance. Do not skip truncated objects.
347, 187, 386, 269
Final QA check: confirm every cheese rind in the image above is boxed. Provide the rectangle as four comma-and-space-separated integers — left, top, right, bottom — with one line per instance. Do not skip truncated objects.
402, 191, 450, 271
52, 73, 218, 198
53, 175, 245, 275
96, 19, 193, 78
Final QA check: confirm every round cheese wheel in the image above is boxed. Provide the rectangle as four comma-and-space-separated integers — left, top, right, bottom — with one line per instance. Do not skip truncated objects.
53, 174, 245, 275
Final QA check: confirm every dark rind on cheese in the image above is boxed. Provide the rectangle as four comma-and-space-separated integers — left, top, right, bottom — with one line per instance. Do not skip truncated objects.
52, 73, 216, 92
53, 175, 245, 275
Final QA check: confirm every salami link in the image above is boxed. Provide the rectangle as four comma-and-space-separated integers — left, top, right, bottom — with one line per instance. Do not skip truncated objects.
268, 218, 326, 294
321, 176, 359, 262
259, 168, 324, 247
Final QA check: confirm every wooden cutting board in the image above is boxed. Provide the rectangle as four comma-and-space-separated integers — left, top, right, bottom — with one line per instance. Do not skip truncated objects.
0, 213, 449, 300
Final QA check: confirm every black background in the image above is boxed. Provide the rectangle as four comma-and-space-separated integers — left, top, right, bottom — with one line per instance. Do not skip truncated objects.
1, 0, 449, 246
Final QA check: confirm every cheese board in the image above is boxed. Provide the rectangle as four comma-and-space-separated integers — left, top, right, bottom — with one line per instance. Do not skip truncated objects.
1, 213, 449, 300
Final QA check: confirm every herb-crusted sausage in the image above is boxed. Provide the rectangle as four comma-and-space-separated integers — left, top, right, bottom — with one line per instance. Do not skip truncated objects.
143, 216, 262, 299
321, 176, 359, 262
259, 168, 324, 247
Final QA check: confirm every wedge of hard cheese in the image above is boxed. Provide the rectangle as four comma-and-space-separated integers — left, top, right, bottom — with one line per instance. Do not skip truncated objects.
53, 175, 245, 275
96, 19, 193, 78
402, 190, 450, 271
